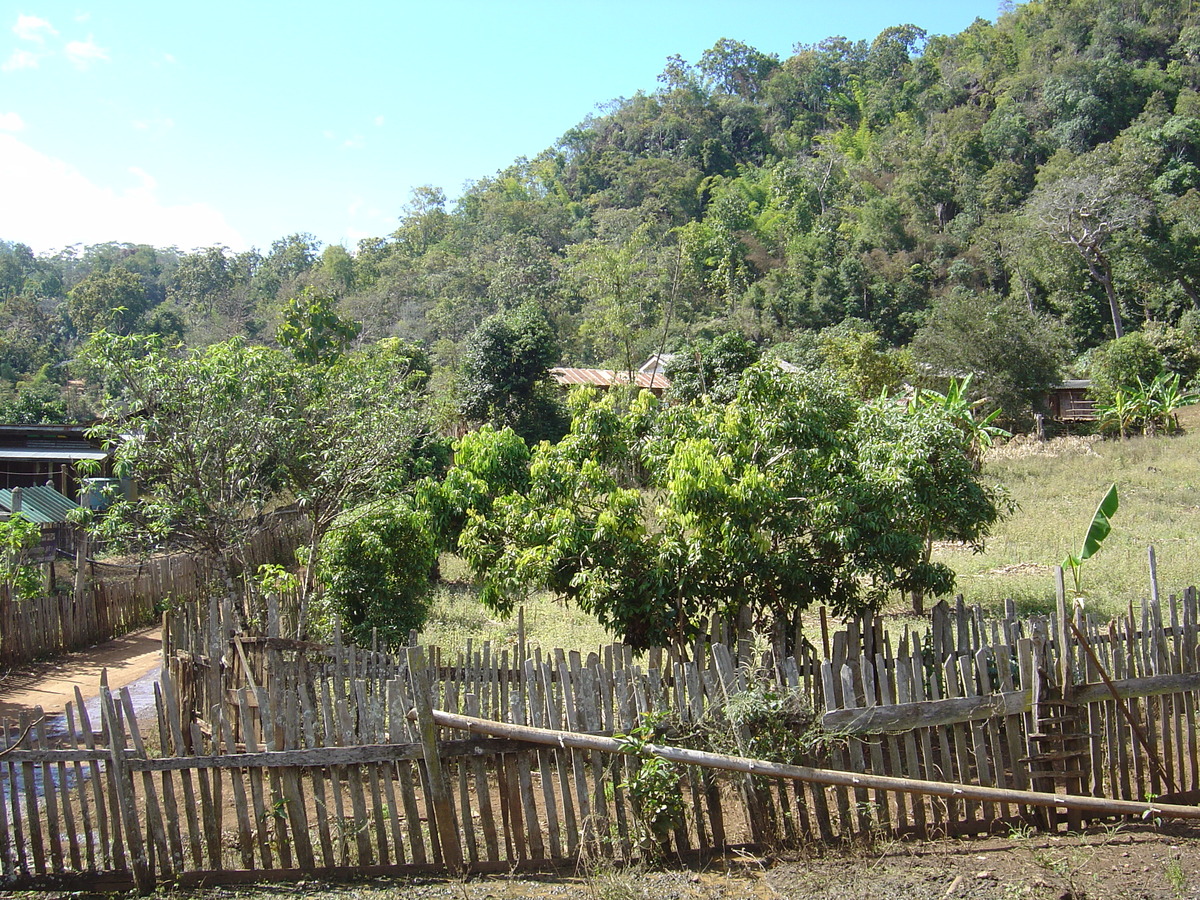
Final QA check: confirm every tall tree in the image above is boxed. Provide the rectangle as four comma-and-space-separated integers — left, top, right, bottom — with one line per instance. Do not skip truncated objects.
457, 302, 566, 444
77, 330, 436, 630
67, 266, 150, 336
1028, 148, 1152, 338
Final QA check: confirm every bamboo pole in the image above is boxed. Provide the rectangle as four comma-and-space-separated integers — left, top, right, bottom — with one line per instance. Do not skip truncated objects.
423, 708, 1200, 823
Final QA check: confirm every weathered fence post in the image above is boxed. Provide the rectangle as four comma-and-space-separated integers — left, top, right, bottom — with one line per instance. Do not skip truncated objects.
408, 646, 464, 874
100, 685, 153, 894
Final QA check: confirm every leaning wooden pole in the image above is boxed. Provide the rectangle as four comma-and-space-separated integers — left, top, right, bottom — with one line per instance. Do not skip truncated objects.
425, 709, 1200, 823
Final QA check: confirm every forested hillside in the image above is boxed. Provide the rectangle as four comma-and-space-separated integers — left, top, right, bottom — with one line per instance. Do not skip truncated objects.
4, 0, 1200, 426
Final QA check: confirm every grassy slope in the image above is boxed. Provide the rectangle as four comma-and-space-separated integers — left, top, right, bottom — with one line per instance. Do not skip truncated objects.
418, 555, 613, 655
931, 422, 1200, 621
420, 420, 1200, 654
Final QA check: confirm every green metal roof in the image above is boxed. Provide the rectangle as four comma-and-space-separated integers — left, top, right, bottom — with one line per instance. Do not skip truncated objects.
0, 485, 80, 523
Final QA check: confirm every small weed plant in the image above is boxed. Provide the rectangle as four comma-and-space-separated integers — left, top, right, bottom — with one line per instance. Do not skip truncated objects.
615, 718, 685, 853
1165, 852, 1188, 898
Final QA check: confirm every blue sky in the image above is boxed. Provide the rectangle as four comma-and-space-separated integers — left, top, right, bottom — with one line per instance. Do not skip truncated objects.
0, 1, 1004, 256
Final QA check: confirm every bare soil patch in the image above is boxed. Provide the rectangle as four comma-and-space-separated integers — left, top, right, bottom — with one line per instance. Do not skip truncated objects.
0, 623, 161, 720
984, 562, 1056, 577
116, 823, 1200, 899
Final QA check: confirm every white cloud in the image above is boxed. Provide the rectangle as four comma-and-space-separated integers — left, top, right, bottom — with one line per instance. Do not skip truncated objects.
13, 14, 56, 43
2, 48, 40, 71
132, 116, 175, 134
127, 166, 157, 191
65, 35, 108, 69
342, 135, 365, 149
0, 134, 245, 252
0, 112, 24, 131
374, 115, 385, 127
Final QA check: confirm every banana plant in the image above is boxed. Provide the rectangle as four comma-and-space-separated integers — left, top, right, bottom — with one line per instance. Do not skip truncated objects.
1063, 483, 1119, 596
910, 375, 1010, 466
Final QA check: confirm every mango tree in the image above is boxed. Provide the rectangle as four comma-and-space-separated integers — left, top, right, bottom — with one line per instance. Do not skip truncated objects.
456, 362, 1008, 651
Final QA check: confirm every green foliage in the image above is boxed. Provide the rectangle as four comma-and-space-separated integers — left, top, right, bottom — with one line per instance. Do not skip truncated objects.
1096, 371, 1200, 437
817, 323, 912, 398
1063, 483, 1119, 596
67, 266, 150, 336
77, 332, 299, 573
720, 684, 818, 763
318, 502, 436, 648
0, 513, 42, 601
276, 287, 361, 364
0, 368, 70, 424
1088, 332, 1165, 407
665, 331, 761, 403
909, 375, 1012, 465
457, 363, 1006, 647
415, 425, 530, 554
77, 330, 435, 622
910, 291, 1065, 425
458, 302, 567, 445
616, 721, 686, 847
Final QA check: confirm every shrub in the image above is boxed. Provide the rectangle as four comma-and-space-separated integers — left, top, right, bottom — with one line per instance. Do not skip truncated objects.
1087, 332, 1164, 407
319, 501, 437, 648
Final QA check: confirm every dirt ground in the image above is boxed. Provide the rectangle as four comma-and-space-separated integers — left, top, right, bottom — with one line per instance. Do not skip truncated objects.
86, 823, 1188, 900
134, 824, 1197, 900
0, 623, 161, 721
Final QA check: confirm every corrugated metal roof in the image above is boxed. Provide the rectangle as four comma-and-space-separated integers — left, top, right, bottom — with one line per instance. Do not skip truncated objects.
0, 448, 109, 461
550, 367, 669, 390
0, 485, 81, 523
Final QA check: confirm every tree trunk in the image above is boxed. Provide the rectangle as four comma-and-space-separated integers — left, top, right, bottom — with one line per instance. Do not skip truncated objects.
1177, 273, 1200, 310
1085, 250, 1124, 339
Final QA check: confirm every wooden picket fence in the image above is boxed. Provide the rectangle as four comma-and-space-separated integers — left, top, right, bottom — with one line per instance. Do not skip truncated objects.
0, 512, 308, 668
0, 578, 1197, 891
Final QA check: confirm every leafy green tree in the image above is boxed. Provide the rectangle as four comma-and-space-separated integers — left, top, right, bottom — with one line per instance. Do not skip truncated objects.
276, 287, 362, 364
77, 333, 304, 599
282, 337, 437, 600
1087, 331, 1164, 407
1027, 148, 1151, 339
320, 244, 356, 292
569, 223, 664, 375
459, 364, 1005, 649
909, 376, 1011, 467
0, 295, 62, 382
0, 513, 43, 601
910, 291, 1065, 425
77, 330, 435, 631
698, 38, 780, 101
318, 501, 437, 648
415, 424, 530, 554
665, 331, 761, 403
67, 266, 150, 336
0, 369, 70, 424
817, 322, 912, 398
458, 302, 566, 444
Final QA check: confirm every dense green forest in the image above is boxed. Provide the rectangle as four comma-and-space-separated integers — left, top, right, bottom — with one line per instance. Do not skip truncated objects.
5, 0, 1200, 427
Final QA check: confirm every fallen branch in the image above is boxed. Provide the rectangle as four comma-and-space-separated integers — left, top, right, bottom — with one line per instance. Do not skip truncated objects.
0, 715, 44, 758
423, 708, 1200, 822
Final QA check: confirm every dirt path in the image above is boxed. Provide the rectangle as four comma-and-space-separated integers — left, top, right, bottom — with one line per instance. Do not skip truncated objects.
0, 624, 162, 720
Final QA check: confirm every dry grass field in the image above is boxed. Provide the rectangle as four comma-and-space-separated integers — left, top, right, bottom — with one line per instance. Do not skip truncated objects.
930, 417, 1200, 623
